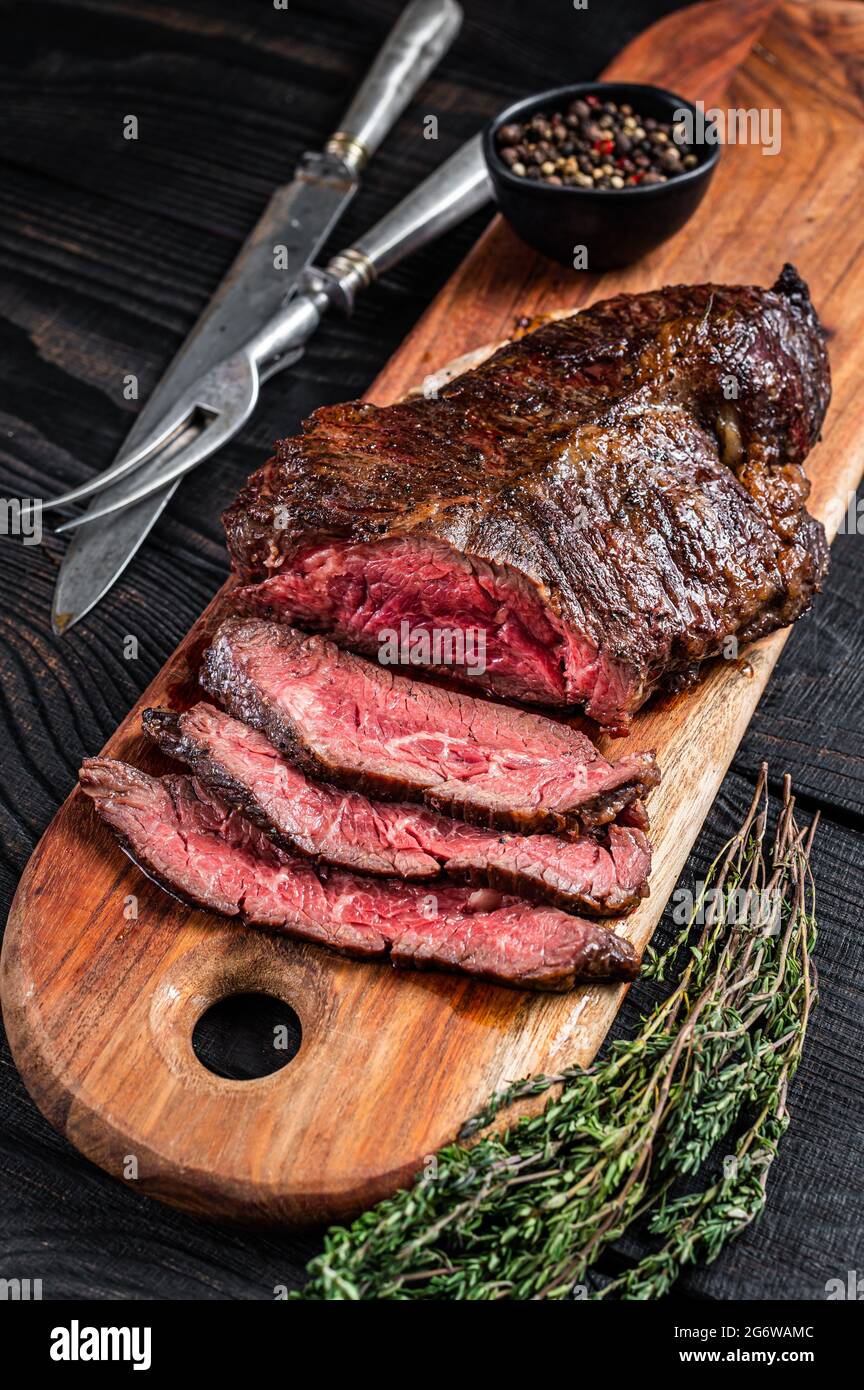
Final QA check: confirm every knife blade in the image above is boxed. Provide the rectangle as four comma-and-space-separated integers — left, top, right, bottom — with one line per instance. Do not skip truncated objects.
55, 133, 491, 532
51, 0, 462, 633
52, 134, 491, 630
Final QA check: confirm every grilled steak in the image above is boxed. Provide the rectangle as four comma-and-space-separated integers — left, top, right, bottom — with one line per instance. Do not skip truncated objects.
224, 267, 830, 731
79, 758, 640, 990
200, 619, 660, 832
142, 702, 651, 915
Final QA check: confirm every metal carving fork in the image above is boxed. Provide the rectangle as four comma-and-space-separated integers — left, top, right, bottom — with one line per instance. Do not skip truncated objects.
40, 0, 492, 631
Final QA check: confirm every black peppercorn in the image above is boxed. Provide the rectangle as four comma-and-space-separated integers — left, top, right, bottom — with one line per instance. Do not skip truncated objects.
495, 95, 699, 189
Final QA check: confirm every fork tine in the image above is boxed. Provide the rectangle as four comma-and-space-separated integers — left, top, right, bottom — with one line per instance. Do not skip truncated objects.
54, 404, 253, 532
54, 349, 261, 531
39, 400, 200, 513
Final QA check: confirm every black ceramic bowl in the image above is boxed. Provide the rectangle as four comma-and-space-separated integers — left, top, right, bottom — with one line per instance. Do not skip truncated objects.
484, 82, 720, 270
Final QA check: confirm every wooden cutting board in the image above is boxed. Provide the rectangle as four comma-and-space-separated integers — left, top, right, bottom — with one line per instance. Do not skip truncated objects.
3, 0, 863, 1226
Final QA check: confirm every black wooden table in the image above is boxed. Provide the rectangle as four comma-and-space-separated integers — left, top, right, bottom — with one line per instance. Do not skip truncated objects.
0, 0, 861, 1302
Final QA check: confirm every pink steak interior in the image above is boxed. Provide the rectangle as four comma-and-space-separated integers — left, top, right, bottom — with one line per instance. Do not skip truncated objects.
239, 536, 636, 729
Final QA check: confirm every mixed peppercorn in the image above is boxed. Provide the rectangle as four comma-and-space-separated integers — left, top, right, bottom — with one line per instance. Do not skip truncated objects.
495, 94, 700, 190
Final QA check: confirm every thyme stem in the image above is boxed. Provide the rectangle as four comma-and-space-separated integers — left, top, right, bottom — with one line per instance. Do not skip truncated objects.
296, 766, 818, 1301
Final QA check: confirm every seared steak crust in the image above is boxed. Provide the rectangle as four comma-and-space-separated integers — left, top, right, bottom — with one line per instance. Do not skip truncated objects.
223, 267, 830, 729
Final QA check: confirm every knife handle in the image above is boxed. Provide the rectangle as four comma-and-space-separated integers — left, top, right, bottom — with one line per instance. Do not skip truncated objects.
317, 134, 492, 311
327, 0, 463, 171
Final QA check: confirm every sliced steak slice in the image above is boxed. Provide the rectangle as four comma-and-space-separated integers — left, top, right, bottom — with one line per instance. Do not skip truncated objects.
224, 268, 830, 731
199, 619, 660, 833
79, 758, 640, 990
142, 702, 651, 915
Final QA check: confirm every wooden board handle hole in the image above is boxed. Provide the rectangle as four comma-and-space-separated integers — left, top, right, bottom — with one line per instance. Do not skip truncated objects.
191, 992, 302, 1082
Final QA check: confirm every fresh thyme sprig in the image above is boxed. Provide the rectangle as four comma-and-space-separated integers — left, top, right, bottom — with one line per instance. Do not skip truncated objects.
296, 766, 818, 1300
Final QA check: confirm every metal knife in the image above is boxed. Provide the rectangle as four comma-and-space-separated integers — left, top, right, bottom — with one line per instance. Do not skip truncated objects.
48, 0, 463, 633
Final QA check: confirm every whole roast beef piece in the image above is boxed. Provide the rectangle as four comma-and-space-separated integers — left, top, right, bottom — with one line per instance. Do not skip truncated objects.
79, 758, 640, 990
223, 267, 830, 731
142, 702, 651, 916
199, 619, 660, 833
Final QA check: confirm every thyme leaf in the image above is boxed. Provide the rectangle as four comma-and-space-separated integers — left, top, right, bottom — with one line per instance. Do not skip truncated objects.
296, 766, 817, 1301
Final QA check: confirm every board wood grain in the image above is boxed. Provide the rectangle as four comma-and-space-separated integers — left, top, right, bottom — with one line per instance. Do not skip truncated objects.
2, 0, 862, 1226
